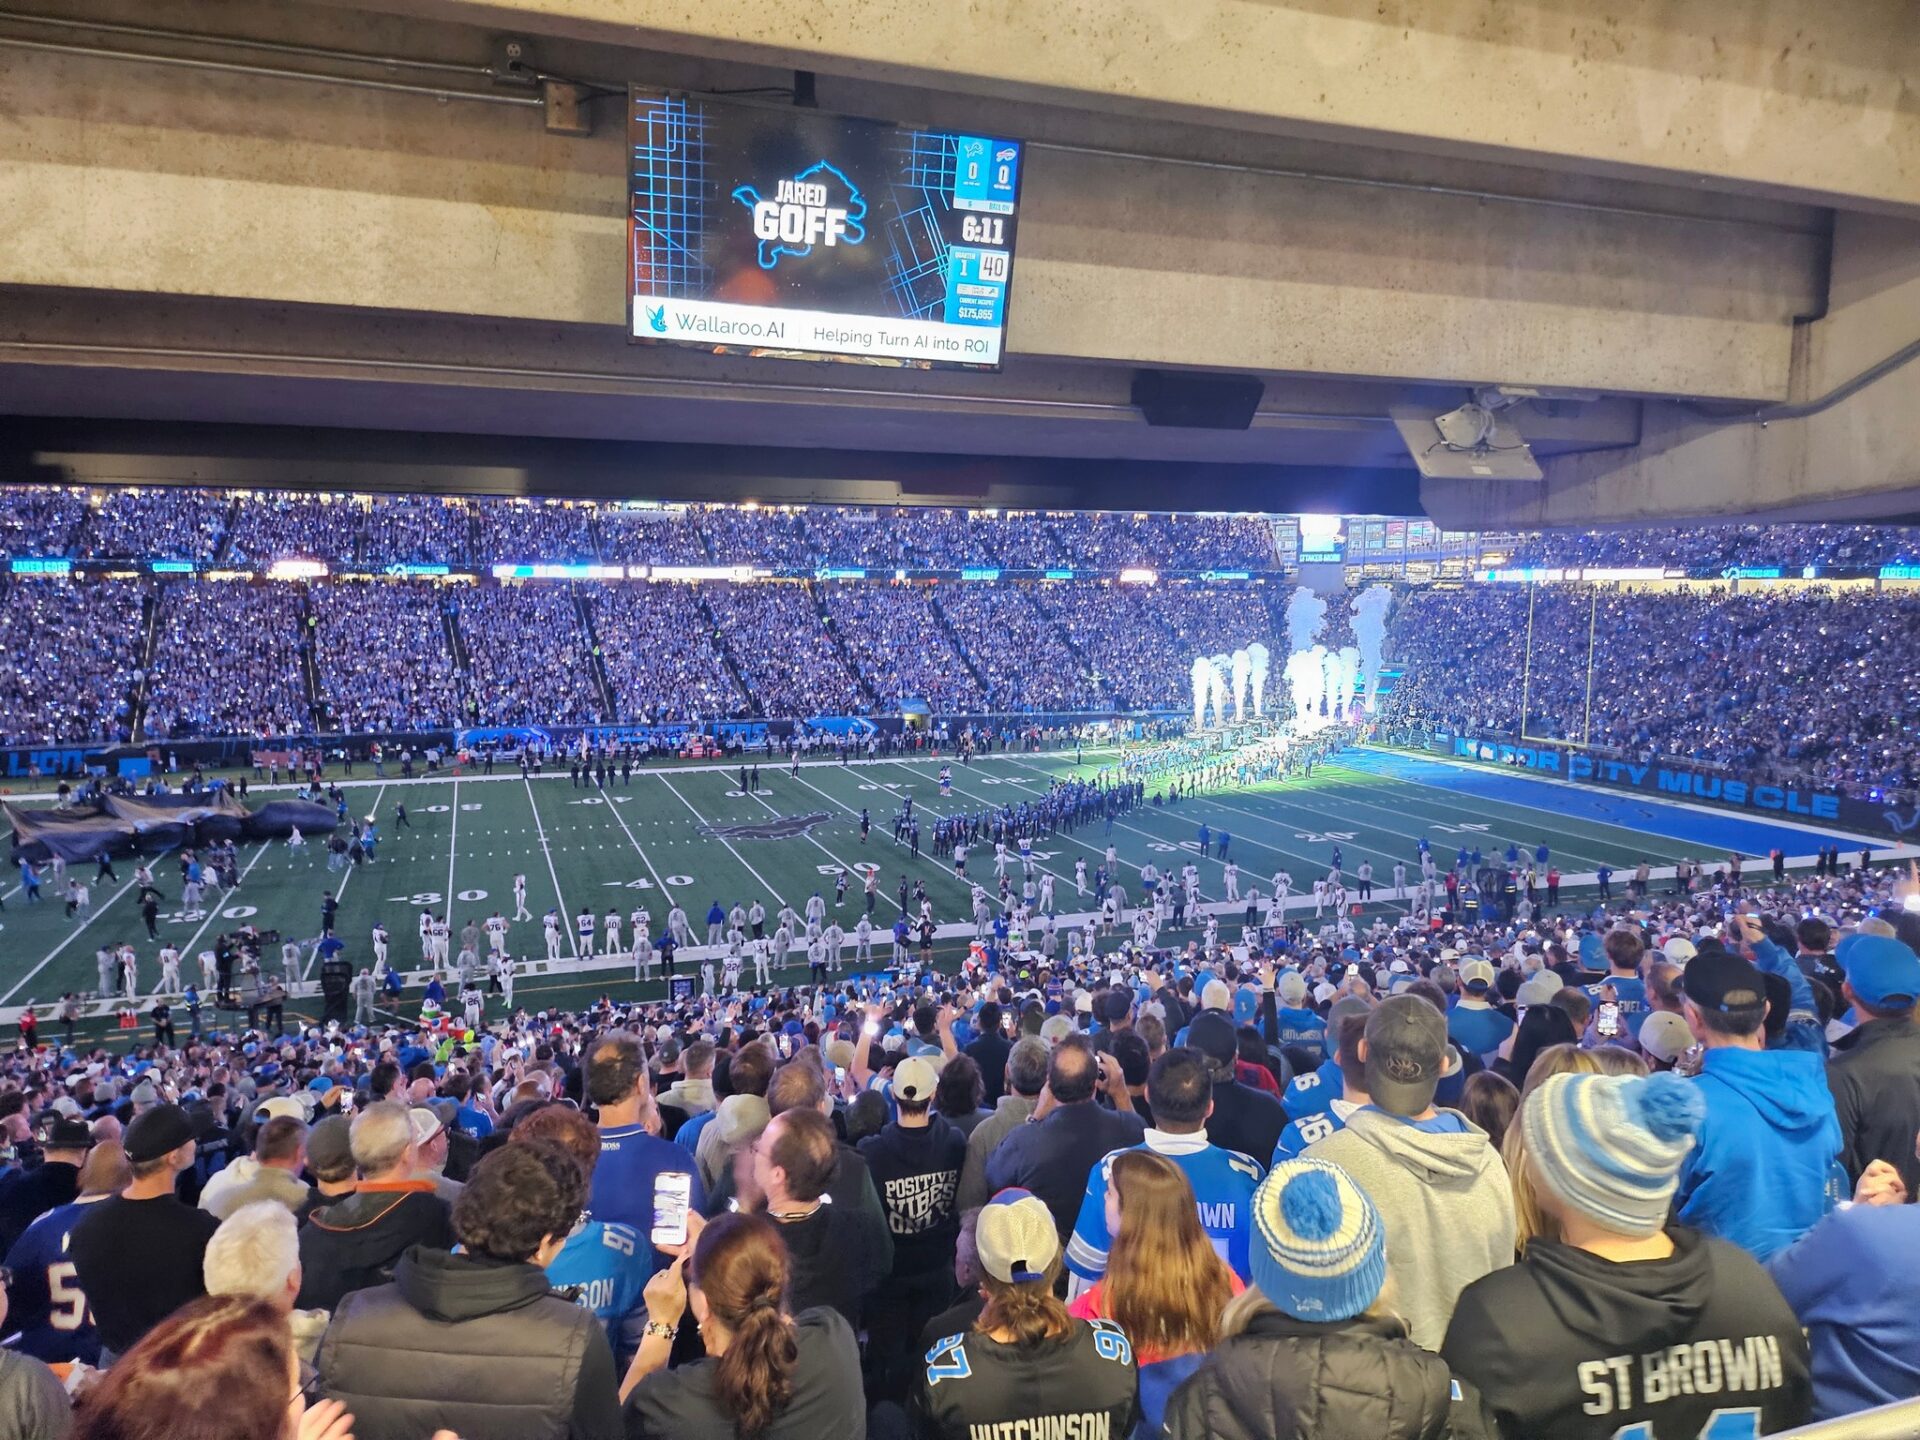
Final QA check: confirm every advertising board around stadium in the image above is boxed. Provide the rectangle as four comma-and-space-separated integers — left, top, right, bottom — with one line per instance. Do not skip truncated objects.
1423, 731, 1920, 841
629, 89, 1021, 369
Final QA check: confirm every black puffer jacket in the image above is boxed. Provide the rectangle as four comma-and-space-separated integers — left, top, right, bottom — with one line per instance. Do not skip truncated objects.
1164, 1306, 1492, 1440
315, 1245, 621, 1440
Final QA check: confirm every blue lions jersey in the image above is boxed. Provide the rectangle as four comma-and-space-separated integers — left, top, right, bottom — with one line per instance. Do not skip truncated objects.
1066, 1133, 1264, 1284
1281, 1058, 1346, 1121
546, 1218, 650, 1365
3, 1195, 107, 1364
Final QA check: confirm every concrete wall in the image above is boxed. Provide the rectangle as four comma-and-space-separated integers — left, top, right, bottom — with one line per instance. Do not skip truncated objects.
347, 0, 1920, 212
0, 38, 1824, 399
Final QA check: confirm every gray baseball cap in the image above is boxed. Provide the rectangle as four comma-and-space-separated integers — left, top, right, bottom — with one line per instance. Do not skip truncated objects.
1362, 995, 1447, 1117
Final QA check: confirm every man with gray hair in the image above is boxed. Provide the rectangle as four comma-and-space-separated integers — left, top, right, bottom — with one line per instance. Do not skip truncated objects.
204, 1200, 332, 1363
957, 1035, 1050, 1211
296, 1100, 453, 1311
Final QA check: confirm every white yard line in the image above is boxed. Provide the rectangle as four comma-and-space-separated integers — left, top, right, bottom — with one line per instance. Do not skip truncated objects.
523, 777, 572, 936
445, 777, 460, 915
650, 772, 788, 906
0, 877, 139, 1005
598, 781, 674, 896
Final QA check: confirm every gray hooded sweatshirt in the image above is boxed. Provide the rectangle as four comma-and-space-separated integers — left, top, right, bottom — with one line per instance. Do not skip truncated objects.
1305, 1106, 1516, 1350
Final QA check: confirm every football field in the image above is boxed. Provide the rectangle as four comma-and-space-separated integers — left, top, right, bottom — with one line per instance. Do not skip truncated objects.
2, 745, 1904, 1043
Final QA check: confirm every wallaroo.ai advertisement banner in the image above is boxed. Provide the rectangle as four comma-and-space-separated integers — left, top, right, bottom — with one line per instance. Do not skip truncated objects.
1424, 732, 1920, 841
629, 89, 1022, 368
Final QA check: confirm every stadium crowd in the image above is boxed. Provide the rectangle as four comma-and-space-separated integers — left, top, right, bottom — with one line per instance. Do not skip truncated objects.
453, 587, 603, 728
817, 584, 986, 713
587, 584, 748, 724
1506, 523, 1920, 573
0, 581, 145, 747
1381, 586, 1920, 797
312, 585, 464, 734
1040, 585, 1280, 710
699, 586, 869, 718
935, 586, 1112, 712
2, 839, 1918, 1439
142, 585, 311, 740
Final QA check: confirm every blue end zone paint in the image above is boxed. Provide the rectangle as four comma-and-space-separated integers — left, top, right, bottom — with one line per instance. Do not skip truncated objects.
1339, 748, 1885, 856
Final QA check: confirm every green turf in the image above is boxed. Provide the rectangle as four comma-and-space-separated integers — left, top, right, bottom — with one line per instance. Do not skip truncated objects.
0, 748, 1774, 1043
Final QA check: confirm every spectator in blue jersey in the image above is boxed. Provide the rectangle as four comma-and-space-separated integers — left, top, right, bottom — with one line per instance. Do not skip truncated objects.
1068, 1150, 1240, 1433
1183, 1012, 1285, 1165
1583, 927, 1647, 1021
1767, 1141, 1920, 1420
585, 1031, 706, 1268
1166, 1158, 1479, 1440
984, 1037, 1144, 1240
1671, 949, 1841, 1261
513, 1104, 650, 1366
1066, 1048, 1262, 1288
1282, 996, 1372, 1122
1270, 972, 1327, 1067
1446, 959, 1515, 1063
1272, 1012, 1370, 1164
3, 1139, 128, 1367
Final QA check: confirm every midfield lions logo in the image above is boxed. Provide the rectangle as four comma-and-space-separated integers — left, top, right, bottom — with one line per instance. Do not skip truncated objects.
696, 812, 835, 841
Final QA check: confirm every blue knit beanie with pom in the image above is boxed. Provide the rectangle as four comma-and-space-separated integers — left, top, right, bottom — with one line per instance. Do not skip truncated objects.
1250, 1159, 1388, 1323
1523, 1070, 1704, 1238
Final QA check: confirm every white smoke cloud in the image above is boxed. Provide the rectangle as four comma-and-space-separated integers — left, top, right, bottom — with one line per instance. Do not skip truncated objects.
1285, 649, 1318, 724
1286, 589, 1327, 655
1335, 646, 1360, 719
1191, 656, 1212, 730
1246, 642, 1270, 716
1208, 654, 1233, 727
1230, 649, 1251, 721
1351, 585, 1394, 713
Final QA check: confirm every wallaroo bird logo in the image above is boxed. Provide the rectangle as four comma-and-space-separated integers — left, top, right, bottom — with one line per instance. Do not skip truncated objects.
696, 812, 834, 841
732, 161, 867, 269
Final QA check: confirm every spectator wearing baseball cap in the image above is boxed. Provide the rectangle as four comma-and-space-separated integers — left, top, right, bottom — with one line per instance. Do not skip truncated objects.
1166, 1158, 1485, 1440
857, 1054, 968, 1401
296, 1100, 454, 1312
1272, 971, 1328, 1067
1446, 1071, 1811, 1440
1826, 931, 1920, 1195
1184, 1010, 1287, 1165
69, 1103, 220, 1358
295, 1113, 358, 1224
0, 1112, 93, 1255
1670, 949, 1841, 1261
1637, 1010, 1695, 1071
909, 1189, 1139, 1440
1446, 959, 1515, 1063
1302, 995, 1516, 1349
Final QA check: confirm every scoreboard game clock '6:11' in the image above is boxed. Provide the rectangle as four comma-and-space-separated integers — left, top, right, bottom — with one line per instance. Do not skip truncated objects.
628, 89, 1023, 370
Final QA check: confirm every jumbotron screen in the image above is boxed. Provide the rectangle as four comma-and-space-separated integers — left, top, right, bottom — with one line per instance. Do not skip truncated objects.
628, 89, 1022, 369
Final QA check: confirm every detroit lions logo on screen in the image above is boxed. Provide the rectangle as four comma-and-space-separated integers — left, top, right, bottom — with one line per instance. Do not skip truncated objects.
731, 161, 867, 269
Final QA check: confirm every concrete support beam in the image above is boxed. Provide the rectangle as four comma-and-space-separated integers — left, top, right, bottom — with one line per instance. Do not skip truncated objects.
339, 0, 1920, 213
1422, 213, 1920, 527
0, 41, 1825, 400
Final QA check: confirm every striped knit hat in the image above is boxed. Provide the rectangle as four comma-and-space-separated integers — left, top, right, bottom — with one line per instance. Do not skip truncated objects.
1250, 1160, 1387, 1323
1523, 1070, 1704, 1237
